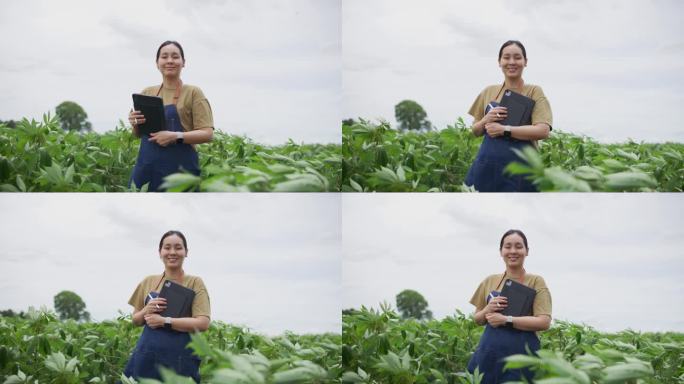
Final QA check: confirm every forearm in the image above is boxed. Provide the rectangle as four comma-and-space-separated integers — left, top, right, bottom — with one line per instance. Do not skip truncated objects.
170, 316, 210, 332
510, 123, 550, 141
132, 309, 146, 326
473, 308, 489, 325
183, 128, 213, 144
471, 119, 486, 137
511, 315, 551, 331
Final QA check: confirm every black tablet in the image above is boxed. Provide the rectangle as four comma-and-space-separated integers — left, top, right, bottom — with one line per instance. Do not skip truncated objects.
500, 278, 536, 317
158, 280, 195, 318
132, 94, 166, 134
499, 89, 535, 127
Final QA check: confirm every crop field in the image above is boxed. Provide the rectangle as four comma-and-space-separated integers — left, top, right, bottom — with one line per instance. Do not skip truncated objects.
342, 306, 684, 384
0, 310, 341, 383
0, 115, 341, 192
342, 119, 684, 192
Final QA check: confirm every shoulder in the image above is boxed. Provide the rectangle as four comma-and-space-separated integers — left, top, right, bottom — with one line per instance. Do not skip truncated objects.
182, 84, 207, 98
479, 84, 502, 97
481, 273, 503, 285
526, 273, 549, 288
185, 275, 208, 289
525, 84, 547, 97
141, 86, 160, 96
141, 274, 162, 283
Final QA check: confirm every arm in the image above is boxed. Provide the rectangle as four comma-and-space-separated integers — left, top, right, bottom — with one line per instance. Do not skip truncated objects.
485, 312, 552, 331
485, 122, 550, 141
131, 297, 168, 326
144, 314, 211, 332
148, 127, 213, 146
473, 295, 508, 326
471, 106, 508, 137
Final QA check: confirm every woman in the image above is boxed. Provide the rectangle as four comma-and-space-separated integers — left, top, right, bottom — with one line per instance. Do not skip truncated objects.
465, 40, 553, 192
467, 229, 552, 383
122, 230, 211, 382
128, 41, 214, 192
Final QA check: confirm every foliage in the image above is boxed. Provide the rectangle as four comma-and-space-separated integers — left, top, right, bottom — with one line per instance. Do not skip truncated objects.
395, 290, 432, 320
0, 114, 341, 192
342, 305, 684, 384
394, 100, 432, 131
53, 291, 90, 322
55, 101, 92, 132
342, 119, 684, 192
0, 309, 341, 383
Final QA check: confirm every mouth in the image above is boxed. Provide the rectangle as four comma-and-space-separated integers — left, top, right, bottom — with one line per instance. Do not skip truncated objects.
167, 257, 180, 262
507, 256, 520, 262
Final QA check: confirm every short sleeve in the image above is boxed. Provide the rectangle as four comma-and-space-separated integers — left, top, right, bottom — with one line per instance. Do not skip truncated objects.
469, 279, 488, 310
191, 277, 211, 318
532, 276, 552, 317
191, 88, 214, 130
468, 89, 487, 122
128, 281, 146, 311
530, 86, 553, 129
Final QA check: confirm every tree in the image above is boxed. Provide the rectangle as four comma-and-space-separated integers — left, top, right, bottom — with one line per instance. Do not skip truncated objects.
53, 291, 90, 321
394, 100, 432, 131
0, 119, 18, 128
55, 101, 92, 132
396, 289, 433, 320
342, 118, 357, 127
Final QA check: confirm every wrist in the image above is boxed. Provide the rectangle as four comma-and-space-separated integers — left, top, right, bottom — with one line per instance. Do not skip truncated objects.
176, 131, 184, 144
504, 125, 512, 138
506, 315, 514, 327
164, 317, 172, 329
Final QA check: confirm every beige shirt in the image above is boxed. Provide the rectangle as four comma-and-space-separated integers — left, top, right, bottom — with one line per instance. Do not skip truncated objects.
141, 84, 214, 132
128, 274, 211, 318
470, 273, 552, 317
468, 83, 553, 129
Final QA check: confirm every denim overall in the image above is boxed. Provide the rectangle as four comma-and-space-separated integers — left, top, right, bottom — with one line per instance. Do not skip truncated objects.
130, 84, 199, 192
467, 290, 539, 383
465, 102, 537, 192
122, 291, 201, 382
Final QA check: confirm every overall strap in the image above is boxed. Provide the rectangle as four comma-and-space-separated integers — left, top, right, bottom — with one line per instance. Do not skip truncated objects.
155, 80, 183, 105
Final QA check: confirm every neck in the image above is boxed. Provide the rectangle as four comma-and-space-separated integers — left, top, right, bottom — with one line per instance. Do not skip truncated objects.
506, 266, 525, 280
164, 268, 184, 281
504, 77, 524, 90
162, 76, 181, 89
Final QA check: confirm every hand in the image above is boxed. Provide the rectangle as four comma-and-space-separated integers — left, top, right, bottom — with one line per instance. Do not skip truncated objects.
144, 297, 167, 315
129, 109, 146, 127
149, 131, 178, 147
485, 312, 507, 328
485, 295, 507, 314
484, 106, 507, 124
484, 122, 506, 138
143, 313, 165, 329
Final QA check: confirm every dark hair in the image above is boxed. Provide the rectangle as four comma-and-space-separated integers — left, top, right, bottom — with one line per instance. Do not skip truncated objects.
498, 40, 527, 61
159, 230, 188, 251
156, 41, 185, 62
499, 229, 529, 250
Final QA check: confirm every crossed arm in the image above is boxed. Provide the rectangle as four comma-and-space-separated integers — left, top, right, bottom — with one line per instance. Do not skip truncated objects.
132, 297, 210, 332
474, 295, 551, 332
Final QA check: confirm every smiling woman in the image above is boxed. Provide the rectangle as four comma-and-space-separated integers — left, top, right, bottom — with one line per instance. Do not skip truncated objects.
467, 229, 552, 383
465, 40, 553, 192
122, 230, 210, 382
128, 41, 215, 192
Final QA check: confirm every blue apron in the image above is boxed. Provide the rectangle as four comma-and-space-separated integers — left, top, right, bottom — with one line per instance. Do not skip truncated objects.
467, 290, 539, 384
130, 88, 200, 192
465, 102, 537, 192
122, 291, 201, 382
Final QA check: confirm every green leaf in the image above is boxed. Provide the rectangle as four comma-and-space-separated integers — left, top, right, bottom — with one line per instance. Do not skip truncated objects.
604, 172, 657, 190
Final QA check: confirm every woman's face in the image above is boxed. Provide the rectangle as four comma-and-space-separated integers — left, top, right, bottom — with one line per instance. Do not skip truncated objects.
500, 233, 527, 268
499, 44, 526, 79
159, 234, 186, 269
157, 44, 184, 78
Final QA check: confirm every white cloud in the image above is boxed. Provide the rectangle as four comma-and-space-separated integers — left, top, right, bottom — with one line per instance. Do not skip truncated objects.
342, 0, 684, 142
342, 194, 684, 333
0, 194, 341, 335
0, 0, 340, 144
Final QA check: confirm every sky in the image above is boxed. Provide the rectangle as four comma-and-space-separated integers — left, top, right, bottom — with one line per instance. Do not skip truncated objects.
0, 0, 340, 145
343, 0, 684, 143
0, 194, 341, 335
342, 193, 684, 333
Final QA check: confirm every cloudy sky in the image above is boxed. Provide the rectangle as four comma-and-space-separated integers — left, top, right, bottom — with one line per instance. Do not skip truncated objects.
0, 0, 340, 144
342, 194, 684, 333
343, 0, 684, 143
0, 194, 341, 335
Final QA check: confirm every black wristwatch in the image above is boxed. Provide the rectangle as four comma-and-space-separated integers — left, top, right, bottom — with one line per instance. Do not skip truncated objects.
503, 126, 512, 138
176, 132, 184, 144
164, 317, 172, 329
